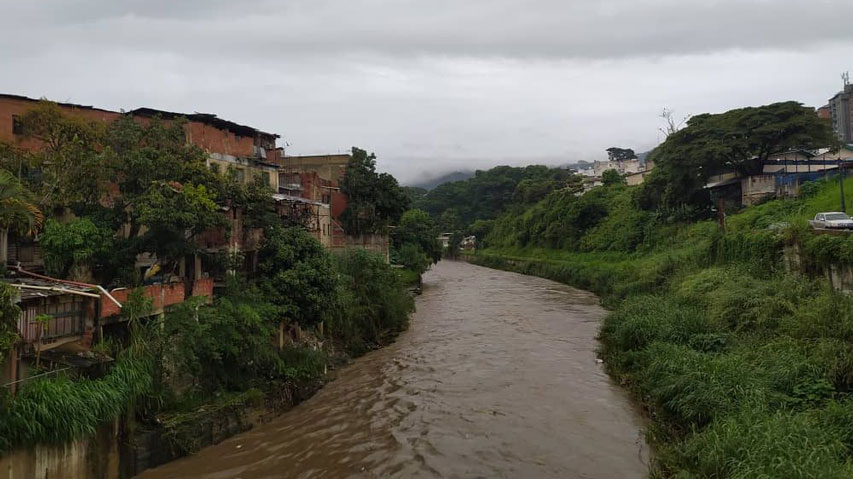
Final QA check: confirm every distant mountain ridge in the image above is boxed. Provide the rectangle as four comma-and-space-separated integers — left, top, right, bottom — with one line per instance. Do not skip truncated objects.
408, 170, 475, 190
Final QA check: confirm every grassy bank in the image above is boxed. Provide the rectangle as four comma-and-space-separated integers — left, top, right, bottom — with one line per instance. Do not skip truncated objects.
471, 179, 853, 477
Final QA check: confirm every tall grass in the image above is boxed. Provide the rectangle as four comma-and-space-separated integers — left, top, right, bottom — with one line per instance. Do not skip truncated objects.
474, 177, 853, 476
0, 353, 152, 452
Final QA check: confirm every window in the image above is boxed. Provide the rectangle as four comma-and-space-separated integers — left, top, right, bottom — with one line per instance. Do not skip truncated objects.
12, 115, 23, 135
209, 163, 220, 174
235, 168, 245, 183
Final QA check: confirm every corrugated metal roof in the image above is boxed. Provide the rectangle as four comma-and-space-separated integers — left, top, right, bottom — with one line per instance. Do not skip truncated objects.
272, 193, 328, 207
2, 277, 99, 302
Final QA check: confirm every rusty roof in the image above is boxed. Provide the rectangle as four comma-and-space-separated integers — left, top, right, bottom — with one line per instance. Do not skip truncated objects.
129, 107, 279, 140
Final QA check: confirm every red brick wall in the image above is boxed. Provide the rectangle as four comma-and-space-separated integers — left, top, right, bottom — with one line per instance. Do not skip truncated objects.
191, 277, 214, 303
1, 96, 266, 160
0, 96, 121, 152
100, 282, 187, 319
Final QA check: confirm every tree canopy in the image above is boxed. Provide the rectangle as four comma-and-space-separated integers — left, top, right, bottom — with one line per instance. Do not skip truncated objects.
340, 147, 410, 235
391, 209, 442, 271
606, 147, 637, 162
412, 165, 581, 227
640, 101, 837, 210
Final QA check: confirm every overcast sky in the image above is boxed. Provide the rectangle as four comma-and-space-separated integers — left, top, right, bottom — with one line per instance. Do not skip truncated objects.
1, 0, 852, 184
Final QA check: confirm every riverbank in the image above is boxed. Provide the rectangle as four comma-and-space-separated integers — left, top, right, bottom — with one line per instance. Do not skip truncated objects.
137, 260, 648, 479
467, 181, 853, 477
0, 244, 417, 479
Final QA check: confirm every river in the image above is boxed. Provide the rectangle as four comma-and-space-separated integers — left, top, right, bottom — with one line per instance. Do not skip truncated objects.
137, 260, 648, 479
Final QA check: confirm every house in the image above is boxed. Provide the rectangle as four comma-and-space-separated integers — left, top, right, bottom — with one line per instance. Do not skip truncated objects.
273, 193, 333, 248
128, 107, 281, 192
282, 153, 392, 261
705, 148, 853, 208
0, 93, 289, 282
626, 170, 652, 186
0, 273, 104, 396
282, 154, 351, 183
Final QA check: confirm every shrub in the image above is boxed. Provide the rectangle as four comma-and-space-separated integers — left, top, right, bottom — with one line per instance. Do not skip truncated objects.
331, 249, 414, 355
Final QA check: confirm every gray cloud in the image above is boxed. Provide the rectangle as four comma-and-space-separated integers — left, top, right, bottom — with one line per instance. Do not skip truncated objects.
0, 1, 851, 183
3, 0, 852, 61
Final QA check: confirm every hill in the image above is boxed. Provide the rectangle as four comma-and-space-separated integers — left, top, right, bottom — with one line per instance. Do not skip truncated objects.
408, 170, 474, 190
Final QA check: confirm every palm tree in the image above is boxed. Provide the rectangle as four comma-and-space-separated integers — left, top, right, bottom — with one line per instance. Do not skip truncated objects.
0, 169, 43, 265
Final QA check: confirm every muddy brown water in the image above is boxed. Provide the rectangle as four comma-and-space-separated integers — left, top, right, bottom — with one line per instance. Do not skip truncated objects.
137, 260, 648, 479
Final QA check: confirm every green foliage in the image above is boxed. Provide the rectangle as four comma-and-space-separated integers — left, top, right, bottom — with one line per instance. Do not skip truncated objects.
392, 208, 442, 267
330, 249, 414, 355
600, 168, 624, 186
673, 407, 853, 478
471, 171, 853, 475
13, 101, 105, 208
40, 218, 114, 279
257, 226, 339, 327
413, 164, 580, 227
340, 147, 410, 235
0, 168, 43, 236
0, 352, 152, 452
640, 101, 837, 210
606, 147, 637, 162
393, 243, 432, 275
0, 283, 21, 361
160, 295, 284, 395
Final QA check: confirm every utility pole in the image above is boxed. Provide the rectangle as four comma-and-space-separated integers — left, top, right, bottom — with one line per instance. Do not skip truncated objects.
840, 159, 847, 213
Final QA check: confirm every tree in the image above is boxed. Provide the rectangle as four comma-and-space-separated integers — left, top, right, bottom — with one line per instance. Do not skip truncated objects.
340, 147, 409, 235
16, 101, 105, 208
40, 218, 114, 281
601, 169, 625, 186
438, 208, 462, 232
642, 101, 838, 210
606, 147, 637, 162
659, 108, 689, 138
391, 209, 442, 265
0, 169, 43, 264
467, 219, 494, 248
393, 243, 432, 275
95, 115, 228, 279
257, 226, 340, 327
417, 164, 577, 226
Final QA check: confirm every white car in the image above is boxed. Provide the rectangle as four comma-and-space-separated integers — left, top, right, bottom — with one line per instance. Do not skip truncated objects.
811, 212, 853, 229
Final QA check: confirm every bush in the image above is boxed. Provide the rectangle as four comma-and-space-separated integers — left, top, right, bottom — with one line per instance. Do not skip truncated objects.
392, 243, 432, 275
330, 249, 414, 355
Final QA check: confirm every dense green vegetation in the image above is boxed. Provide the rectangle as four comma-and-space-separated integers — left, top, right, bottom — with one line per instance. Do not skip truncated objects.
340, 147, 410, 235
464, 100, 853, 476
473, 176, 853, 476
0, 103, 418, 454
412, 164, 581, 226
390, 209, 442, 277
640, 101, 836, 212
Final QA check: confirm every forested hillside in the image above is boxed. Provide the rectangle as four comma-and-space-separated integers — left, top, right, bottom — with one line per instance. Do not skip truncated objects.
411, 165, 581, 227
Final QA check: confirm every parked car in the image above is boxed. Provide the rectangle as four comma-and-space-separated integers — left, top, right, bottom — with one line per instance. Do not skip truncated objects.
810, 212, 853, 229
